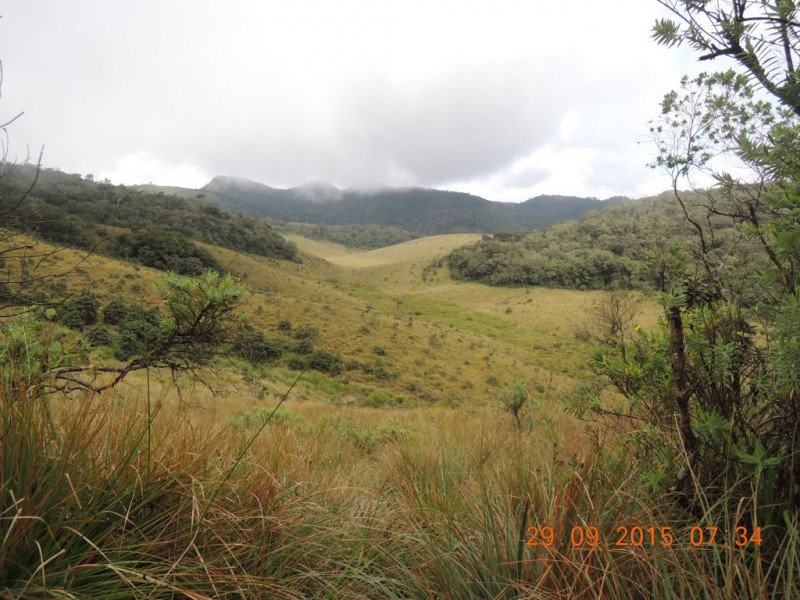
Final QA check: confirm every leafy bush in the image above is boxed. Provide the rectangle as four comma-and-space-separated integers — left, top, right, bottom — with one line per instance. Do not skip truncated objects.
1, 315, 85, 392
58, 289, 100, 330
232, 326, 286, 364
293, 338, 314, 355
110, 230, 222, 275
500, 380, 535, 430
117, 305, 163, 355
307, 350, 343, 375
84, 325, 113, 347
293, 324, 319, 340
102, 297, 129, 325
114, 330, 141, 361
287, 356, 306, 371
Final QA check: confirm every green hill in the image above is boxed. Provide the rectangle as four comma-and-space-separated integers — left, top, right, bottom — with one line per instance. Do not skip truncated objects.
1, 166, 298, 274
447, 190, 763, 291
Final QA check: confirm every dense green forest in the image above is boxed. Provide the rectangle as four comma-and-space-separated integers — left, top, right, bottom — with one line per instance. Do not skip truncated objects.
0, 167, 297, 274
141, 175, 629, 237
447, 190, 762, 291
272, 221, 418, 249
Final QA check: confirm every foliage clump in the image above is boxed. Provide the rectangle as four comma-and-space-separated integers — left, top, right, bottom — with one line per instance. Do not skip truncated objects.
58, 289, 100, 330
0, 165, 298, 272
109, 229, 222, 275
447, 194, 751, 290
84, 324, 112, 347
307, 350, 343, 375
232, 326, 286, 364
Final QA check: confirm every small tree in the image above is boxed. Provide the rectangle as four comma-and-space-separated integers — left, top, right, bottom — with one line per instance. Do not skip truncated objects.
578, 1, 800, 513
580, 289, 640, 351
501, 380, 534, 430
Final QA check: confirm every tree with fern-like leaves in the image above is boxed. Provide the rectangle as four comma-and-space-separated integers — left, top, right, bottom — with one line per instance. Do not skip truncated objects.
575, 1, 800, 525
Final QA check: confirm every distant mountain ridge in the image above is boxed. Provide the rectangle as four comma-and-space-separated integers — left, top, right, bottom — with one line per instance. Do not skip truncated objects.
183, 175, 630, 236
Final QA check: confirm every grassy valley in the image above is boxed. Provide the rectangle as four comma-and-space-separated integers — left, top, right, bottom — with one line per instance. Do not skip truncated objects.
1, 208, 686, 597
6, 1, 800, 594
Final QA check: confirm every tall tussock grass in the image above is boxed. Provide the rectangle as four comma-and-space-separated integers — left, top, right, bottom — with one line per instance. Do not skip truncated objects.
0, 369, 417, 598
384, 426, 800, 599
1, 341, 799, 597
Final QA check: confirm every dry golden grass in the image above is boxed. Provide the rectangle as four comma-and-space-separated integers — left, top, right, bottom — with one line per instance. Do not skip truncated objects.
283, 234, 359, 259
295, 233, 483, 267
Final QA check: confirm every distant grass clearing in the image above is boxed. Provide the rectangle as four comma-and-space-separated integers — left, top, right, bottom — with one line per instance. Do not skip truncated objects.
292, 234, 483, 267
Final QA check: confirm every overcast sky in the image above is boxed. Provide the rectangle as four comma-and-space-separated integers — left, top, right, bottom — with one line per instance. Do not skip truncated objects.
0, 1, 706, 203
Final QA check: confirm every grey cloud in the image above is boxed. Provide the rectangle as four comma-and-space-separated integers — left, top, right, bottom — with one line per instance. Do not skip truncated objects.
333, 61, 579, 187
501, 166, 551, 189
102, 58, 587, 190
0, 0, 695, 198
582, 151, 648, 195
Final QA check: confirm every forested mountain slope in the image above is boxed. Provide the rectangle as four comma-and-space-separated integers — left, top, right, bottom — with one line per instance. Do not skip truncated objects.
1, 166, 297, 274
140, 175, 629, 237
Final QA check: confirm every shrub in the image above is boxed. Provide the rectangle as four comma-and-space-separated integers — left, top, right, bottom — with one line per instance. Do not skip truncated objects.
84, 325, 113, 347
364, 389, 390, 407
307, 350, 343, 375
293, 338, 315, 355
373, 359, 395, 381
111, 230, 223, 275
233, 326, 286, 364
58, 289, 100, 330
293, 324, 319, 340
102, 297, 129, 325
114, 331, 141, 361
58, 307, 87, 330
500, 380, 533, 430
287, 356, 306, 371
118, 305, 163, 352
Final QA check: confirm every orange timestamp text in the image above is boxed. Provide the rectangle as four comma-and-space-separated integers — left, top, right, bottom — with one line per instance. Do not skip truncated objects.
525, 525, 763, 549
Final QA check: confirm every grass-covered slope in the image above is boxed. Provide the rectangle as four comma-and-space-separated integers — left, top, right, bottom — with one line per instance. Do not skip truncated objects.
3, 230, 641, 406
288, 233, 483, 267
